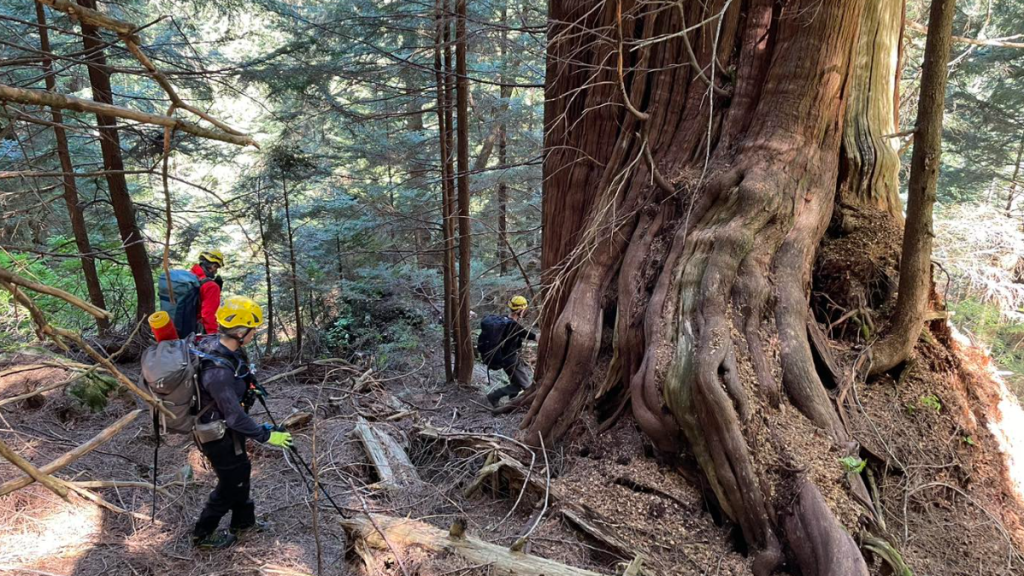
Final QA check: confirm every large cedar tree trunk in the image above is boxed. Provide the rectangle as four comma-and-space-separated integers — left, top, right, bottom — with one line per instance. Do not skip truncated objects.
77, 0, 155, 319
527, 1, 911, 574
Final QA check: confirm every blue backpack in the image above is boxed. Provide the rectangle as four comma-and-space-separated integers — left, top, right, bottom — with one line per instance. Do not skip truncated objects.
157, 269, 212, 336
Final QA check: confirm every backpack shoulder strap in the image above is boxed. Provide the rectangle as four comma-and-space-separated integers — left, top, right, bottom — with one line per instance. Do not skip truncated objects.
190, 348, 236, 371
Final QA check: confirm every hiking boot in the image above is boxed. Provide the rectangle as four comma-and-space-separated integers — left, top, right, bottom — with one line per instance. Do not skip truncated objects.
192, 530, 237, 550
230, 520, 269, 539
486, 390, 503, 408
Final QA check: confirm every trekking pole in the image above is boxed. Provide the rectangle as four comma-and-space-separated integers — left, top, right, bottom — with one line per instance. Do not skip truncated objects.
256, 395, 350, 518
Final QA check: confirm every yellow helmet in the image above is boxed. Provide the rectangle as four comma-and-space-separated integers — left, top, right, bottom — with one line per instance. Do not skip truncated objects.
508, 295, 528, 312
216, 295, 263, 329
199, 249, 225, 267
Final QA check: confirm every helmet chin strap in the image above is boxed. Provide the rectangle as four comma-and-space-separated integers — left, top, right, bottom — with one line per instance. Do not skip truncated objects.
222, 327, 252, 346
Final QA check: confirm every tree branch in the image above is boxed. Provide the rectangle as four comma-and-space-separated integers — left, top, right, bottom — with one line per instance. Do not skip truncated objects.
906, 20, 1024, 49
0, 266, 111, 320
0, 83, 254, 146
0, 438, 69, 500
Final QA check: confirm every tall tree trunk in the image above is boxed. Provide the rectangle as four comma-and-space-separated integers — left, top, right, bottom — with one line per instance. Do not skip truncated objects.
77, 0, 154, 320
36, 2, 109, 332
454, 0, 474, 384
282, 174, 303, 360
868, 0, 956, 376
530, 1, 892, 573
1005, 134, 1024, 216
435, 0, 455, 382
445, 0, 462, 376
255, 181, 275, 352
497, 3, 511, 277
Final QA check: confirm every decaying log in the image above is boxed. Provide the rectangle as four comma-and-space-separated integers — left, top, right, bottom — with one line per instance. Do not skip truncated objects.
0, 438, 69, 499
0, 409, 142, 495
282, 411, 313, 430
342, 513, 607, 576
352, 417, 420, 489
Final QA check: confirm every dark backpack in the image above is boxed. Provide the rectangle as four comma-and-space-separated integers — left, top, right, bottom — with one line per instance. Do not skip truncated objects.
157, 269, 211, 336
477, 315, 512, 369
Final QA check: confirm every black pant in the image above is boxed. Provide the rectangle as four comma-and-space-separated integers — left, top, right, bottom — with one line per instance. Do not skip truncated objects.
193, 433, 255, 538
490, 361, 531, 402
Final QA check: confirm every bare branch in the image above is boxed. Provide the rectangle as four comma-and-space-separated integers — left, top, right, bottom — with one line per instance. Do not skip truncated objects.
0, 83, 254, 146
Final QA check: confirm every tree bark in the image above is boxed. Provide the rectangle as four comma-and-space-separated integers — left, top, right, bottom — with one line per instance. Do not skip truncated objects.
497, 3, 511, 276
1005, 134, 1024, 216
839, 0, 905, 220
454, 0, 474, 384
444, 0, 463, 377
282, 173, 303, 360
76, 0, 154, 320
868, 0, 956, 376
529, 1, 883, 574
255, 181, 275, 352
435, 0, 455, 382
35, 2, 109, 333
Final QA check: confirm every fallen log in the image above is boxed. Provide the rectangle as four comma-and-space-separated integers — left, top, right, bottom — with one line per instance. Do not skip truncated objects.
352, 417, 420, 489
0, 409, 142, 495
282, 411, 313, 430
342, 513, 607, 576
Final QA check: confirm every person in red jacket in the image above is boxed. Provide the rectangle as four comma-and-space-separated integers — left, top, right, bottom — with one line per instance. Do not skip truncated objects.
191, 249, 225, 334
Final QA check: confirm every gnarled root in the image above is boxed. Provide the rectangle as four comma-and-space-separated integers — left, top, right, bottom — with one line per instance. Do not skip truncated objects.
782, 478, 868, 576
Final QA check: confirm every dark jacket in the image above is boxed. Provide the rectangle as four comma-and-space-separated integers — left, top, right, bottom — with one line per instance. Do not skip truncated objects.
195, 336, 270, 443
496, 316, 537, 370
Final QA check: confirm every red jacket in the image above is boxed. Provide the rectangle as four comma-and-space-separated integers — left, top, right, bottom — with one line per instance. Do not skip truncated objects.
191, 264, 221, 334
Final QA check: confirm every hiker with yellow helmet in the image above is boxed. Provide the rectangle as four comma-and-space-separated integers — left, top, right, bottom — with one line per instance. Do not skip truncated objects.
190, 295, 293, 550
478, 295, 537, 407
192, 249, 225, 334
156, 248, 227, 336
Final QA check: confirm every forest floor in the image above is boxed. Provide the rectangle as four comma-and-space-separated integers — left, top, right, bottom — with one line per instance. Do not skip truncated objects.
1, 326, 1023, 575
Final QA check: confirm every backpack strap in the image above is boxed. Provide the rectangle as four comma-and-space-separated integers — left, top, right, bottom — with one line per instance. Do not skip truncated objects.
190, 348, 236, 372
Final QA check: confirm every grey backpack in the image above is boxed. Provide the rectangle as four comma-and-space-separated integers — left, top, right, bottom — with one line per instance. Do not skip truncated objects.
139, 338, 232, 520
140, 339, 231, 434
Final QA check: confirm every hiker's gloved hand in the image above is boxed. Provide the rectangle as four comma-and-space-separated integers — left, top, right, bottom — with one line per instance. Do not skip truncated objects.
268, 431, 293, 448
250, 381, 269, 399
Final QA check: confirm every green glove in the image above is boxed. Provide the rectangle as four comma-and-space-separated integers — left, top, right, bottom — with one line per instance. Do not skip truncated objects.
268, 431, 293, 448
